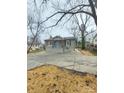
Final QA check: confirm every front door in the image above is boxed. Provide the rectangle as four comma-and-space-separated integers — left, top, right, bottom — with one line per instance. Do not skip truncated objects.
55, 41, 60, 48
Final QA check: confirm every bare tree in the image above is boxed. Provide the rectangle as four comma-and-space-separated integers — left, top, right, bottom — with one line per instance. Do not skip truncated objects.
27, 21, 43, 53
73, 14, 96, 49
27, 0, 46, 53
39, 0, 97, 27
28, 0, 97, 29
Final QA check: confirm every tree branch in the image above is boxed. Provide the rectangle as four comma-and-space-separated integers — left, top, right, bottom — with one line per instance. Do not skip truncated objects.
85, 30, 96, 37
39, 4, 91, 25
45, 13, 67, 28
62, 14, 74, 26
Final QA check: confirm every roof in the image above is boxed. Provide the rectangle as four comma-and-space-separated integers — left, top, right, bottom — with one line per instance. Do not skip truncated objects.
64, 37, 76, 40
45, 36, 76, 41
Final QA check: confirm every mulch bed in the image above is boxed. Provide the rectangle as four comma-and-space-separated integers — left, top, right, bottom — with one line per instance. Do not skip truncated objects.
28, 64, 97, 93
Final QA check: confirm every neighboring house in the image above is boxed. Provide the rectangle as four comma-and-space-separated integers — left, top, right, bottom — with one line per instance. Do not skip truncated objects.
45, 36, 76, 49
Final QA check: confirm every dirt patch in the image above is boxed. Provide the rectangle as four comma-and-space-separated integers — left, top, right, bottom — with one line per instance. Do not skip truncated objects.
28, 64, 97, 93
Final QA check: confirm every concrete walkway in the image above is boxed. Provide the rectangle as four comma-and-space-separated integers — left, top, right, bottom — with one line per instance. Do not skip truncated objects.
27, 49, 97, 74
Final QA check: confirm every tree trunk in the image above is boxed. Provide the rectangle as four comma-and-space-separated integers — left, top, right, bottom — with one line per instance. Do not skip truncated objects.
88, 0, 97, 25
27, 35, 37, 54
27, 22, 40, 54
81, 31, 85, 50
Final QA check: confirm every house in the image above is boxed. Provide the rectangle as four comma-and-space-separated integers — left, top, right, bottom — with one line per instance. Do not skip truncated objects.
45, 36, 76, 49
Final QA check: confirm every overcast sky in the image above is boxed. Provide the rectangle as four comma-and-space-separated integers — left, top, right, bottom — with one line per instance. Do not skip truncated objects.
27, 0, 96, 43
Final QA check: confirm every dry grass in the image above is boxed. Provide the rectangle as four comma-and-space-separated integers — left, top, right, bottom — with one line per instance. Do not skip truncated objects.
29, 49, 42, 53
28, 65, 97, 93
79, 49, 97, 56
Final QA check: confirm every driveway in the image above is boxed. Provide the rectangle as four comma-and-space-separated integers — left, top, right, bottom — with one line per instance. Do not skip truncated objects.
27, 48, 97, 74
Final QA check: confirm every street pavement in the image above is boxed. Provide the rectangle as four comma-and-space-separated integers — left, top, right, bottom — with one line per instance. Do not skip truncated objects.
27, 48, 97, 74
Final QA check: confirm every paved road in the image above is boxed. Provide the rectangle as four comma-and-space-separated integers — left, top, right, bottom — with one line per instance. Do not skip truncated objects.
27, 48, 97, 74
